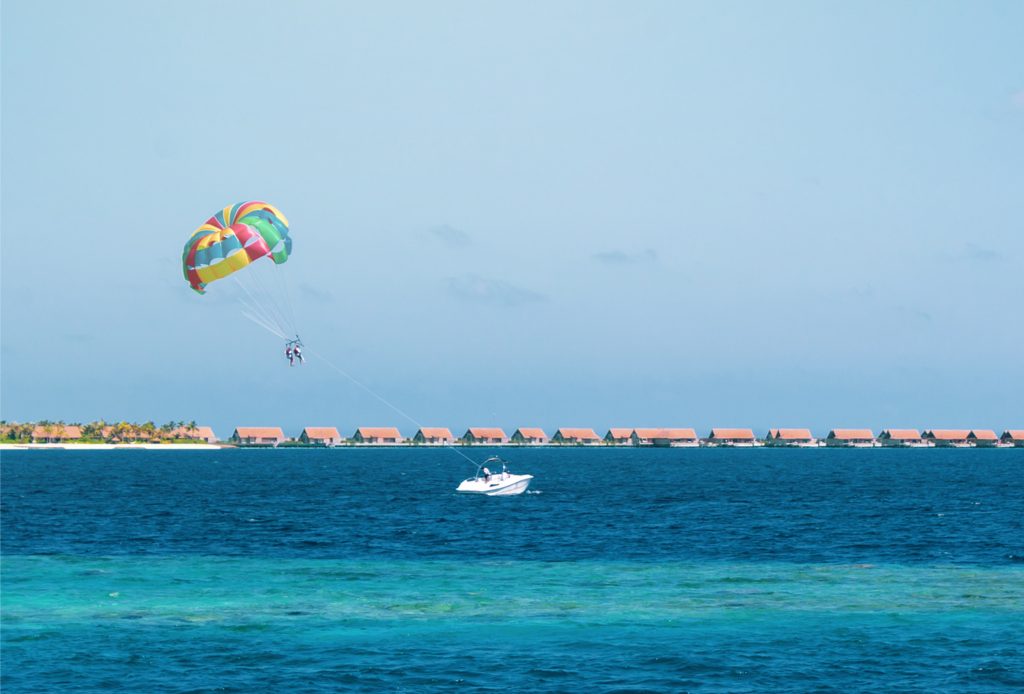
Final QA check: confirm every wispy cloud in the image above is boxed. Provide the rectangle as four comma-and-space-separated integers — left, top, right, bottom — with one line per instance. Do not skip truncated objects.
427, 224, 472, 247
592, 249, 657, 265
446, 274, 546, 307
963, 243, 1001, 263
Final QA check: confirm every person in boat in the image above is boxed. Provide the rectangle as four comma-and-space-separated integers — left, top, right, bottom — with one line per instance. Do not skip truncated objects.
285, 345, 294, 366
481, 466, 491, 482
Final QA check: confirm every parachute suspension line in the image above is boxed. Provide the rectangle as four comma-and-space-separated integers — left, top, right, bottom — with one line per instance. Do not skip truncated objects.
240, 309, 289, 340
273, 261, 299, 341
246, 264, 292, 338
233, 274, 287, 338
306, 348, 481, 467
281, 266, 298, 340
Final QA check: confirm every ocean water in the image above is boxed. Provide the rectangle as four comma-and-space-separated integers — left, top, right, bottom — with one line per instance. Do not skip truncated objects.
2, 448, 1022, 692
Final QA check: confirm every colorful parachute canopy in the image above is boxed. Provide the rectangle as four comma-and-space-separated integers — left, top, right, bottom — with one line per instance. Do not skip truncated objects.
182, 201, 291, 294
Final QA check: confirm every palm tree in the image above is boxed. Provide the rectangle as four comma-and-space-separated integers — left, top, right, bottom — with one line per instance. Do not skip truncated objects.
187, 420, 198, 440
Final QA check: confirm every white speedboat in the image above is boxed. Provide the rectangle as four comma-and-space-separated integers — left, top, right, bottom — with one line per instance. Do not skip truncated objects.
456, 457, 533, 496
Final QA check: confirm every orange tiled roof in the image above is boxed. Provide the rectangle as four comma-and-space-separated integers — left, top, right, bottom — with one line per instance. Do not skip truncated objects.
925, 429, 970, 440
515, 427, 547, 438
774, 428, 814, 440
968, 430, 997, 441
171, 426, 216, 439
356, 427, 402, 438
1002, 430, 1024, 440
828, 429, 874, 439
555, 428, 600, 440
467, 427, 507, 439
606, 428, 634, 438
634, 428, 698, 440
303, 427, 341, 439
417, 427, 454, 439
709, 428, 755, 440
882, 429, 921, 440
32, 425, 82, 439
235, 427, 285, 438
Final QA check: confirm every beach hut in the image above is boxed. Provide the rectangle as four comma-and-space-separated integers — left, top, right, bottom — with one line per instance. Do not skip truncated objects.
460, 428, 507, 445
551, 428, 601, 445
877, 429, 926, 447
823, 429, 875, 447
351, 427, 403, 445
170, 426, 217, 443
412, 427, 454, 445
30, 424, 82, 443
922, 429, 971, 448
510, 428, 547, 445
631, 428, 699, 447
706, 428, 757, 447
1000, 430, 1024, 447
764, 428, 817, 447
604, 428, 634, 445
231, 427, 285, 446
299, 427, 342, 446
967, 430, 999, 447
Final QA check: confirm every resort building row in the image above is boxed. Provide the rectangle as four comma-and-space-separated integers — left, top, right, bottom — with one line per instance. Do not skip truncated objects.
225, 426, 1021, 448
10, 424, 1022, 448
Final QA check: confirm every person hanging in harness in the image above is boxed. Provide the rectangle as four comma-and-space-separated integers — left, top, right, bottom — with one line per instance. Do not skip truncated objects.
292, 343, 303, 365
285, 344, 295, 366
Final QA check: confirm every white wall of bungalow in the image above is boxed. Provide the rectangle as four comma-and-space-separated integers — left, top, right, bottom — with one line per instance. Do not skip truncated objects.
412, 428, 454, 445
764, 429, 818, 447
922, 429, 972, 447
631, 428, 699, 447
460, 428, 508, 445
967, 430, 999, 447
231, 427, 286, 446
551, 428, 601, 445
604, 428, 634, 445
299, 427, 343, 446
352, 427, 404, 445
877, 429, 927, 447
705, 428, 758, 447
824, 429, 876, 447
510, 428, 548, 445
1000, 430, 1024, 447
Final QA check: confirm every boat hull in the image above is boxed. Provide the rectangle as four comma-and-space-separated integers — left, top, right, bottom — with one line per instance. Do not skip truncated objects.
456, 474, 533, 496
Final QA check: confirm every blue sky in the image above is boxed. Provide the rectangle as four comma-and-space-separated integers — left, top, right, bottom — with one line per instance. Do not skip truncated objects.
2, 1, 1021, 437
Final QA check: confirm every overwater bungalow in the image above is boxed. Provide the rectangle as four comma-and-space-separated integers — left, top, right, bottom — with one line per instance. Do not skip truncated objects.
551, 428, 601, 445
170, 426, 218, 443
878, 429, 926, 447
412, 427, 454, 445
231, 427, 286, 446
510, 428, 547, 445
967, 430, 999, 447
922, 429, 971, 448
823, 429, 876, 447
299, 427, 342, 446
351, 427, 403, 445
461, 427, 507, 445
631, 428, 699, 447
604, 428, 634, 446
1000, 430, 1024, 447
764, 428, 817, 447
706, 428, 757, 447
31, 425, 82, 443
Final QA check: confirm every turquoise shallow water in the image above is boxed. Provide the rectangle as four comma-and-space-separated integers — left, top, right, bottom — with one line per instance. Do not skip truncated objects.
2, 448, 1023, 691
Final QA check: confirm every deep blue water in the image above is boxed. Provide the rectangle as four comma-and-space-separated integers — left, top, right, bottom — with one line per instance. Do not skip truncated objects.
3, 448, 1023, 692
